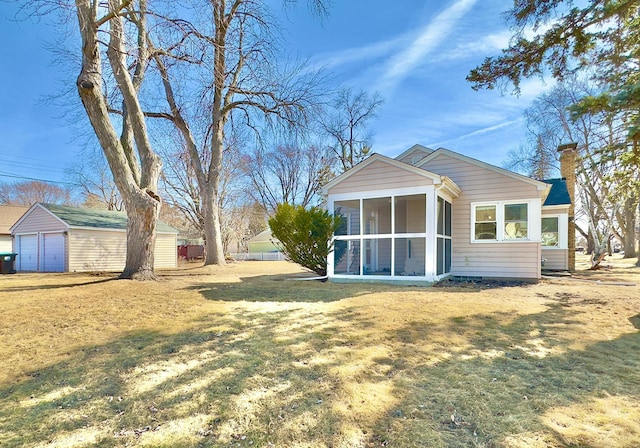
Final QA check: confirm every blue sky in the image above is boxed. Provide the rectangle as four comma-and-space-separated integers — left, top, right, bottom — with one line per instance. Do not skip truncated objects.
0, 0, 550, 186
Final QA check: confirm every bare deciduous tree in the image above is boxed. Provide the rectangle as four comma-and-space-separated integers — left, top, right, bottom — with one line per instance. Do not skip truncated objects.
66, 148, 123, 211
504, 78, 638, 260
150, 0, 324, 265
0, 180, 72, 206
160, 131, 248, 253
241, 143, 332, 213
75, 0, 163, 280
221, 202, 266, 254
24, 0, 329, 274
322, 88, 383, 172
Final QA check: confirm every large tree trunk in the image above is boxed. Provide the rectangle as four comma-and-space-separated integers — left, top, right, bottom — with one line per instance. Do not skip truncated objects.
122, 194, 160, 279
586, 231, 595, 255
201, 184, 225, 265
202, 4, 228, 267
202, 119, 225, 265
76, 0, 161, 280
621, 197, 637, 258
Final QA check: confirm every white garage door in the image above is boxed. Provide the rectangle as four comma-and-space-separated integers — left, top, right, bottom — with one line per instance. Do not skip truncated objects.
17, 235, 38, 271
42, 233, 65, 272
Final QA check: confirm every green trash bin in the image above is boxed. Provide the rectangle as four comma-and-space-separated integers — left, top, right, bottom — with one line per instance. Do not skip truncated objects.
0, 253, 17, 274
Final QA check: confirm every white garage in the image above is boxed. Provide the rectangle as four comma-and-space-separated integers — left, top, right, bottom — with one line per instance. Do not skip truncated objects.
16, 234, 38, 271
10, 203, 178, 272
42, 232, 66, 272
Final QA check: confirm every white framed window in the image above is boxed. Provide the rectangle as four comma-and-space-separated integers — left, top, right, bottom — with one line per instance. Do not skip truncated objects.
474, 205, 497, 240
504, 203, 528, 239
471, 201, 538, 243
541, 214, 568, 249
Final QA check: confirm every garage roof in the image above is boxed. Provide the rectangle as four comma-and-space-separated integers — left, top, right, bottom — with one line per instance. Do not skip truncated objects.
41, 203, 178, 233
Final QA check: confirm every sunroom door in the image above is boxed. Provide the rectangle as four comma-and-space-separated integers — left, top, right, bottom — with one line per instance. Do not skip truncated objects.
436, 197, 452, 276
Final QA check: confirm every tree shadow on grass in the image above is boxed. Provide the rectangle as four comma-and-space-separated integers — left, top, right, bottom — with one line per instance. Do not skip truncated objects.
0, 306, 386, 447
1, 276, 117, 292
1, 288, 639, 447
184, 274, 403, 303
362, 300, 640, 447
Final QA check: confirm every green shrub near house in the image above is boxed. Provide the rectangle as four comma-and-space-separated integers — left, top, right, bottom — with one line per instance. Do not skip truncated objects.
269, 203, 343, 276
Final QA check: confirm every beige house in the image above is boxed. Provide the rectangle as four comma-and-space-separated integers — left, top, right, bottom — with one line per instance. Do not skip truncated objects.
322, 144, 574, 283
247, 229, 280, 253
0, 205, 28, 252
10, 203, 178, 272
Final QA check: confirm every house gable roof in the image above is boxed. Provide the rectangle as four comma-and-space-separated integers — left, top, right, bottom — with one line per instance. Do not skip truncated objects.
394, 144, 434, 165
249, 229, 273, 243
322, 153, 460, 196
12, 203, 178, 233
419, 147, 550, 192
542, 178, 571, 206
0, 205, 29, 235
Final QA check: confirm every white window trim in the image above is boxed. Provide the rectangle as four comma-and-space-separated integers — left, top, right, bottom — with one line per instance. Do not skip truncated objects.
470, 200, 541, 243
541, 213, 568, 250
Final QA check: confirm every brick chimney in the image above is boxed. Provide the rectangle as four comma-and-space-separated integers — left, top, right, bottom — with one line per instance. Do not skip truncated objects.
558, 142, 577, 271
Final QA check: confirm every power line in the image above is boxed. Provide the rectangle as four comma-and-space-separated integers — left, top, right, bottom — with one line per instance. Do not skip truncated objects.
0, 152, 70, 166
0, 160, 68, 174
0, 171, 75, 186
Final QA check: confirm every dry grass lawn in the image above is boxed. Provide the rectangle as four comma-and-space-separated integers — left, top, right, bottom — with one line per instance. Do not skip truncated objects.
0, 255, 639, 447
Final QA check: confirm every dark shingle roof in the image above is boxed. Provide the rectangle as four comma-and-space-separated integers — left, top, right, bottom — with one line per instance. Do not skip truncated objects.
41, 203, 178, 233
542, 178, 571, 206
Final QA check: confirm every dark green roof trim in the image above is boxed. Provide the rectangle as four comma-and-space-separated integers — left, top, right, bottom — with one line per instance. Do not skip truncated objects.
542, 178, 571, 206
41, 203, 178, 233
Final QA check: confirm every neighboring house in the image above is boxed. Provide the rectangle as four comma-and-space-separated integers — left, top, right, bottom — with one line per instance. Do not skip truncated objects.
0, 205, 29, 252
322, 143, 575, 283
247, 229, 280, 253
10, 203, 178, 272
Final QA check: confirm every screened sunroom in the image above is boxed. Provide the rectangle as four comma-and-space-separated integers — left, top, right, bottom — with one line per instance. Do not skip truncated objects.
324, 155, 461, 283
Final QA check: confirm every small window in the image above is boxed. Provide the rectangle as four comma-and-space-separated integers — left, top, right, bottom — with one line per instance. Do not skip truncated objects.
504, 203, 528, 239
475, 205, 497, 240
541, 217, 559, 247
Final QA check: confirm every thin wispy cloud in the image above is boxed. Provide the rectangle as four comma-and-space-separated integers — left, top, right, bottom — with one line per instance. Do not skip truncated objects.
377, 0, 478, 89
430, 30, 511, 63
430, 118, 523, 147
307, 36, 402, 72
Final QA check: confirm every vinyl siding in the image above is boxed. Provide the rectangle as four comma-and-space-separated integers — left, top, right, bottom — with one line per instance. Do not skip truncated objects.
328, 160, 434, 195
541, 248, 567, 270
68, 229, 127, 272
68, 229, 177, 272
423, 153, 543, 279
0, 236, 12, 253
154, 234, 178, 269
12, 206, 67, 234
541, 208, 569, 270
